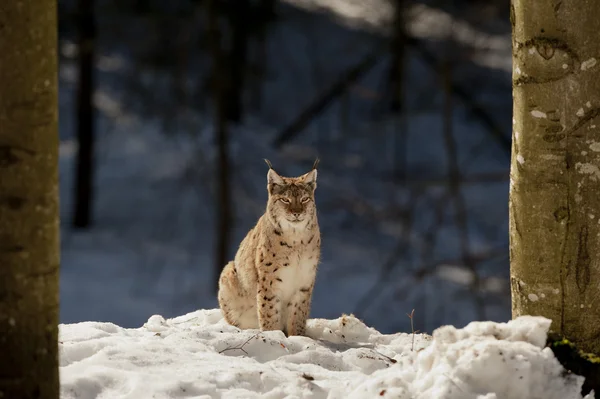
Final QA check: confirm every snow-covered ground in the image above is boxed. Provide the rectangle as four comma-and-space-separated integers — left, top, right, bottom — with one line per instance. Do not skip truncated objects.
59, 311, 591, 399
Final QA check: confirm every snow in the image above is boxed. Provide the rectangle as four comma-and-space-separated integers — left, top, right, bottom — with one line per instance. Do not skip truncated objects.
59, 311, 591, 399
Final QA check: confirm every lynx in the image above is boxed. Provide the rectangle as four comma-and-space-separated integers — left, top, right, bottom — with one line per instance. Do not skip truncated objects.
218, 159, 321, 336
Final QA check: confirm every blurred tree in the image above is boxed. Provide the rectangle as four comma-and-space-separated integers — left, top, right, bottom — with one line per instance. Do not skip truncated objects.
224, 0, 250, 123
388, 0, 406, 114
510, 0, 600, 354
73, 0, 96, 228
388, 0, 407, 178
0, 0, 60, 397
207, 0, 233, 292
249, 0, 277, 111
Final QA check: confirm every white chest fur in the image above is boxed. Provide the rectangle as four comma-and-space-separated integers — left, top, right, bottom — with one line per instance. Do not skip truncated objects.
276, 249, 317, 303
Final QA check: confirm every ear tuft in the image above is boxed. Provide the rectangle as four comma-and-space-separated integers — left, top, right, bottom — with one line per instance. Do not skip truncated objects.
312, 157, 320, 170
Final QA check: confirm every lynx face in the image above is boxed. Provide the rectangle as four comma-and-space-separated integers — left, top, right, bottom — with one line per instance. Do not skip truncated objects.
266, 168, 317, 225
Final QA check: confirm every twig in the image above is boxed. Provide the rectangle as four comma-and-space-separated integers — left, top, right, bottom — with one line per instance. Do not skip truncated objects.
407, 309, 419, 351
219, 332, 262, 355
444, 373, 466, 394
171, 317, 199, 325
371, 349, 398, 364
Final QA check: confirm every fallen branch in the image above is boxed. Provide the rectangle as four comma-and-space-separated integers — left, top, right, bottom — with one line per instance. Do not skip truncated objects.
219, 332, 262, 355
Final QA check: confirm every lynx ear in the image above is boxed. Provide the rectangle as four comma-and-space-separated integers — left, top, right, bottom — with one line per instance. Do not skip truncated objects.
267, 168, 284, 185
304, 157, 319, 185
303, 169, 317, 184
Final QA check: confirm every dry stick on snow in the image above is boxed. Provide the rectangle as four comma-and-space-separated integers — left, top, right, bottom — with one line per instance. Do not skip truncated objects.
407, 309, 419, 351
172, 317, 199, 325
219, 332, 262, 355
371, 349, 398, 364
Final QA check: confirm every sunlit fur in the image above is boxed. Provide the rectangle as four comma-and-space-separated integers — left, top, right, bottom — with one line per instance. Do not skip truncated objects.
218, 163, 320, 336
266, 168, 317, 229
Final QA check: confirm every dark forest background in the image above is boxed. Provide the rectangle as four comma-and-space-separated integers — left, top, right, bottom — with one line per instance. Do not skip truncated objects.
57, 0, 513, 335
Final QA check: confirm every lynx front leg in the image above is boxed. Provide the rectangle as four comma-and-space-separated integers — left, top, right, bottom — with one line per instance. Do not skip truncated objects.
286, 286, 313, 336
257, 277, 283, 332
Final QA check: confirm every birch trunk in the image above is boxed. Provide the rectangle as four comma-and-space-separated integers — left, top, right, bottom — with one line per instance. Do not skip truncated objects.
510, 0, 600, 354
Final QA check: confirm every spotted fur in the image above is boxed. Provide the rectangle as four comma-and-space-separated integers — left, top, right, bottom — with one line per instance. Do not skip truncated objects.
218, 161, 320, 336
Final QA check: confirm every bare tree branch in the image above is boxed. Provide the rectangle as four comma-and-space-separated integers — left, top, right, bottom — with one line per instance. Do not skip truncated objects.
441, 59, 485, 320
406, 36, 511, 155
273, 44, 386, 148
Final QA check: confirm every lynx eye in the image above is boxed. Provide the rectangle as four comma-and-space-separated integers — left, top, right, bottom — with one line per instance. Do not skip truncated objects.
301, 197, 310, 203
280, 198, 291, 204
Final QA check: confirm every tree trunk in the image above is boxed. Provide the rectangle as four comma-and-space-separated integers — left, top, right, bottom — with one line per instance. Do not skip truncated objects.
389, 0, 405, 113
208, 0, 233, 293
225, 0, 250, 123
250, 0, 276, 113
0, 0, 60, 398
510, 0, 600, 354
73, 0, 96, 228
388, 0, 407, 178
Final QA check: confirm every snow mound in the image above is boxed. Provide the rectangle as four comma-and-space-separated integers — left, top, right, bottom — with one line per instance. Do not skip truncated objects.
59, 311, 588, 399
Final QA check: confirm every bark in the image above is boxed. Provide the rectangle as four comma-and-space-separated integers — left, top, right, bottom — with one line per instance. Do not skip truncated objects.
208, 0, 233, 292
510, 0, 600, 354
0, 0, 60, 398
73, 0, 96, 228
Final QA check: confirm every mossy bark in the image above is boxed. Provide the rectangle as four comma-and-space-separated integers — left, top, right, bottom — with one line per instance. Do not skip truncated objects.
547, 333, 600, 398
510, 0, 600, 354
0, 1, 60, 398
